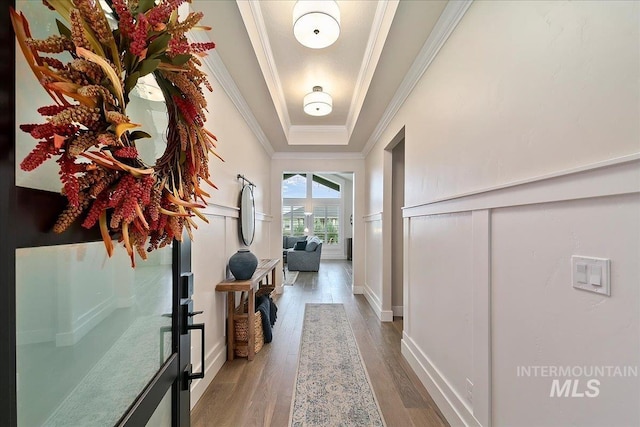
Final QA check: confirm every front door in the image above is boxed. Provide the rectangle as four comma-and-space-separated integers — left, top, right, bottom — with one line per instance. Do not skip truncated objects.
1, 1, 198, 423
3, 191, 197, 427
4, 196, 197, 427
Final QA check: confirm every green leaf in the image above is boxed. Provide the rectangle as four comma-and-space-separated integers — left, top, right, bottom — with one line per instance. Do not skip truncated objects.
146, 33, 171, 58
124, 71, 140, 97
130, 131, 152, 140
137, 59, 161, 77
171, 54, 192, 66
56, 19, 71, 39
124, 52, 136, 74
136, 0, 155, 14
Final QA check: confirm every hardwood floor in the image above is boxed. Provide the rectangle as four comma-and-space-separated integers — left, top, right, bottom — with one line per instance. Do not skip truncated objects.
191, 260, 449, 427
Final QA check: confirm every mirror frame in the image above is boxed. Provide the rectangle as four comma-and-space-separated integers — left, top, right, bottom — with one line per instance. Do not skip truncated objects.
239, 184, 255, 246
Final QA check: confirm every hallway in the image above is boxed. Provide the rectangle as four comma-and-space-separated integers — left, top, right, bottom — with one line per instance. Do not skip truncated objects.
192, 261, 448, 427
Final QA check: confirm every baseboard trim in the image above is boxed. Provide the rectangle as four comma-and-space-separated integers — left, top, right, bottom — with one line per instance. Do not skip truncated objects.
17, 328, 54, 345
56, 297, 117, 346
353, 285, 364, 295
402, 334, 480, 427
190, 339, 227, 409
363, 285, 393, 322
392, 305, 403, 317
117, 295, 135, 308
381, 310, 393, 322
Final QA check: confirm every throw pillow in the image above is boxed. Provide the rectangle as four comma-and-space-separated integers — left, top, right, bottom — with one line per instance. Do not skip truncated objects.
305, 236, 321, 251
294, 240, 307, 250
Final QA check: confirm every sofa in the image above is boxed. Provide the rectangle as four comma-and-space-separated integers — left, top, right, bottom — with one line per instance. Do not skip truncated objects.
283, 235, 307, 251
284, 236, 323, 272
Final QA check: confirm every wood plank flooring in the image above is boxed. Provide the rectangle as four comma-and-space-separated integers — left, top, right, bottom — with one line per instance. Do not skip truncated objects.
191, 260, 448, 427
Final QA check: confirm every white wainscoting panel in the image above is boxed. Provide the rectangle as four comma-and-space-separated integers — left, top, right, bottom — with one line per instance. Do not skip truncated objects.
401, 156, 640, 427
190, 205, 272, 408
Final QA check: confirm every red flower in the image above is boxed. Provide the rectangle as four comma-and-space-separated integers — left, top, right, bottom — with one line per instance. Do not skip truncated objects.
20, 140, 56, 171
190, 42, 216, 54
114, 146, 139, 159
130, 13, 150, 57
111, 0, 135, 37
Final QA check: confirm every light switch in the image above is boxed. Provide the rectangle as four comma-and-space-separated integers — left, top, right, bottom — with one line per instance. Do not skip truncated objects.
572, 256, 610, 296
589, 265, 602, 286
576, 263, 588, 283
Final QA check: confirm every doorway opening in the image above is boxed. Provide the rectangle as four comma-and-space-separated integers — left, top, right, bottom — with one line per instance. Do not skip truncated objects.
281, 172, 354, 280
382, 127, 405, 322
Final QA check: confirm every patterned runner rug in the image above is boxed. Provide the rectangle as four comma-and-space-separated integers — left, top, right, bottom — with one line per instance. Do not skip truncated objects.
289, 304, 386, 426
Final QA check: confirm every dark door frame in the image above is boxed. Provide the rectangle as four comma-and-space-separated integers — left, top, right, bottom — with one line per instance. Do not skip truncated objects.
1, 0, 17, 423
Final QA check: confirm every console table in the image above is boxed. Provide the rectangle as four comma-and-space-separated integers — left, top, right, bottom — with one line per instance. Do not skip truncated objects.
215, 258, 279, 361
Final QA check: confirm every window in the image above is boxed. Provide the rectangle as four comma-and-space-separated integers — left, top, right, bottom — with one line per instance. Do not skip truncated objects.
312, 175, 340, 198
282, 173, 344, 248
282, 205, 306, 236
313, 205, 339, 245
282, 174, 307, 198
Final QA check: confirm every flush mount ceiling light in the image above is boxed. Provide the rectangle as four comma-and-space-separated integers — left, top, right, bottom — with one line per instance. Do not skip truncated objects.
293, 0, 341, 49
303, 86, 333, 116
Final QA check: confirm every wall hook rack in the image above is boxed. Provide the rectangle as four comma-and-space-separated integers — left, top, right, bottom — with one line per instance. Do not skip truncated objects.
237, 174, 256, 188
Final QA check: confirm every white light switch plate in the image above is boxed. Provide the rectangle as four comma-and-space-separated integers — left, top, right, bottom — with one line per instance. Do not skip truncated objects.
571, 256, 610, 296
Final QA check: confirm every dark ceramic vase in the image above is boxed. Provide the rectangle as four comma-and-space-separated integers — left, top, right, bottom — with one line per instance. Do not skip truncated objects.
229, 249, 258, 280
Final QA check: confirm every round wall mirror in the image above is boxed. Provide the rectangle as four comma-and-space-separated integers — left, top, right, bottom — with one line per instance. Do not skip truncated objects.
240, 184, 255, 246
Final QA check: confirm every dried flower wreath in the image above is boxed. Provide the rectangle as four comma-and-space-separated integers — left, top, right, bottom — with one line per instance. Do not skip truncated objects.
11, 0, 221, 267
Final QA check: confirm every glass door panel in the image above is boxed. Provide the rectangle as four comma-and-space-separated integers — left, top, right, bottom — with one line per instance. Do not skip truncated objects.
16, 243, 173, 426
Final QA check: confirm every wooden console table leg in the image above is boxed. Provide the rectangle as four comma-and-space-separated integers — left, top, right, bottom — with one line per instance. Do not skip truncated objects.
227, 291, 235, 361
271, 265, 276, 288
248, 288, 255, 361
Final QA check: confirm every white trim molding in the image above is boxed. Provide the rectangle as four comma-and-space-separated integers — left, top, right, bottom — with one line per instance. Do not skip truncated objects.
203, 203, 240, 218
363, 284, 393, 322
345, 0, 399, 137
235, 0, 291, 138
364, 212, 383, 222
236, 0, 399, 147
255, 212, 273, 222
403, 153, 640, 217
271, 151, 364, 160
362, 0, 473, 156
188, 30, 274, 157
402, 334, 481, 427
401, 152, 640, 427
190, 338, 227, 409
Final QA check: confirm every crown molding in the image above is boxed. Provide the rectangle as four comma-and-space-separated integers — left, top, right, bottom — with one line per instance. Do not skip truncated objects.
361, 0, 473, 157
188, 30, 275, 157
236, 0, 292, 138
238, 0, 400, 147
272, 151, 365, 161
288, 125, 349, 145
345, 0, 399, 137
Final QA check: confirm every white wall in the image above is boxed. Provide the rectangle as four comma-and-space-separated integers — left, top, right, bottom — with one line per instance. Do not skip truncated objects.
365, 1, 640, 426
189, 64, 273, 406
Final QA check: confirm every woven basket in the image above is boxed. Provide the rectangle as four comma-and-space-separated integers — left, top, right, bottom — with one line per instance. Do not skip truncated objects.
234, 298, 264, 358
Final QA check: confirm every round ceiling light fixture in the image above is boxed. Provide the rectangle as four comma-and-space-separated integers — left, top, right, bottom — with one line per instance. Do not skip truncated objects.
303, 86, 333, 116
293, 0, 340, 49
